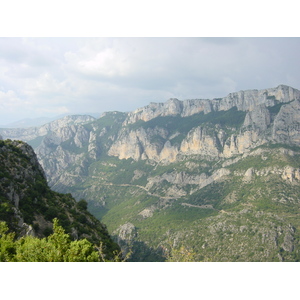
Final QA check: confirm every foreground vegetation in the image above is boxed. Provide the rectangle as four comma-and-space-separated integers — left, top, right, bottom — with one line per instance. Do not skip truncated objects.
0, 218, 124, 262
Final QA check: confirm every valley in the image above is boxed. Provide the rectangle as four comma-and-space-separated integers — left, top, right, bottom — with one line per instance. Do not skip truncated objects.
2, 84, 300, 261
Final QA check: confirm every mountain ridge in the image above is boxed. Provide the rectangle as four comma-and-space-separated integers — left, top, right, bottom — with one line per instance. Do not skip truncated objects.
2, 84, 300, 261
123, 84, 300, 125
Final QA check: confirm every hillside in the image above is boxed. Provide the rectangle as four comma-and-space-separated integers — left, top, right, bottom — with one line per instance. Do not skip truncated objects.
0, 138, 120, 261
2, 84, 300, 261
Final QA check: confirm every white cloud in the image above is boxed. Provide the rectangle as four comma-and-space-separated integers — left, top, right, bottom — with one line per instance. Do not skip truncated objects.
0, 37, 300, 125
35, 105, 70, 115
76, 48, 130, 78
24, 72, 71, 100
0, 90, 23, 110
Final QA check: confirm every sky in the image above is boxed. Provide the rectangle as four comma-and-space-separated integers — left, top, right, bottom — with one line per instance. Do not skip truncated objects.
1, 37, 300, 125
0, 0, 299, 127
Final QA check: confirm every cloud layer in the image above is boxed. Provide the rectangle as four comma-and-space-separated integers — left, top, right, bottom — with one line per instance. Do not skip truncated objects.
0, 37, 300, 125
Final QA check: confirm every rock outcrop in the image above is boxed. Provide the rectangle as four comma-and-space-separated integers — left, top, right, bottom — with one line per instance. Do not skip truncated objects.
108, 85, 300, 162
123, 85, 300, 126
1, 85, 300, 190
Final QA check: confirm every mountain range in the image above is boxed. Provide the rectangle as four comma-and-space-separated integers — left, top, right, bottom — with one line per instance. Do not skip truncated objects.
2, 84, 300, 261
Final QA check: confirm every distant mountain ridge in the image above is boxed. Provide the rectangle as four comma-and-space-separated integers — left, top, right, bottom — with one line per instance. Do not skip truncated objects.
0, 117, 56, 128
2, 85, 300, 261
0, 115, 96, 144
0, 112, 101, 128
124, 84, 300, 124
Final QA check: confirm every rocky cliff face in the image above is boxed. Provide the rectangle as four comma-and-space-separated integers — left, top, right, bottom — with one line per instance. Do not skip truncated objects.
1, 115, 100, 187
2, 85, 300, 261
2, 85, 300, 185
108, 85, 300, 163
124, 85, 300, 125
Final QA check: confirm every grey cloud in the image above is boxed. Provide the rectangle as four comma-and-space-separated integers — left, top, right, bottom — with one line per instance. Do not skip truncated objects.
0, 37, 300, 125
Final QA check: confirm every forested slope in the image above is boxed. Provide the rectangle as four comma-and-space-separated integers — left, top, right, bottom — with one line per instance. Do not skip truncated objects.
0, 139, 121, 261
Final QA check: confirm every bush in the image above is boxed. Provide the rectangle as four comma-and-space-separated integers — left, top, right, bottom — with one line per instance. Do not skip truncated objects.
76, 199, 88, 211
0, 219, 102, 262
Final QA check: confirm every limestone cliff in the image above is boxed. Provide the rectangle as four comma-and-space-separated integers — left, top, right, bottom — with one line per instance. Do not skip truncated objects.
2, 85, 300, 186
124, 85, 300, 126
107, 85, 300, 162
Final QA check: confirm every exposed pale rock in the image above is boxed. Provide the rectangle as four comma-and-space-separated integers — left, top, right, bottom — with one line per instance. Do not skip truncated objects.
115, 222, 137, 241
123, 85, 300, 127
272, 99, 300, 144
281, 166, 300, 182
131, 170, 146, 182
108, 129, 144, 160
124, 98, 212, 126
146, 168, 230, 196
159, 141, 178, 162
198, 168, 231, 190
74, 125, 90, 148
224, 191, 238, 204
88, 131, 98, 160
243, 168, 255, 182
213, 85, 300, 112
223, 130, 265, 158
180, 127, 220, 157
146, 171, 208, 189
165, 185, 187, 197
243, 105, 271, 131
108, 127, 171, 161
282, 230, 294, 252
139, 207, 155, 218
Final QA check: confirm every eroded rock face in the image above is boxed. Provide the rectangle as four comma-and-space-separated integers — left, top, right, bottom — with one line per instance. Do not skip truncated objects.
108, 126, 177, 162
272, 99, 300, 144
123, 85, 300, 126
180, 127, 220, 157
3, 85, 300, 194
243, 105, 271, 131
124, 98, 213, 126
115, 222, 137, 240
33, 121, 97, 186
107, 85, 300, 163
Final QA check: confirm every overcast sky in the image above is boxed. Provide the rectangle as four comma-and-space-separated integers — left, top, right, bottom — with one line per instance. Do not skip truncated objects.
0, 37, 299, 125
